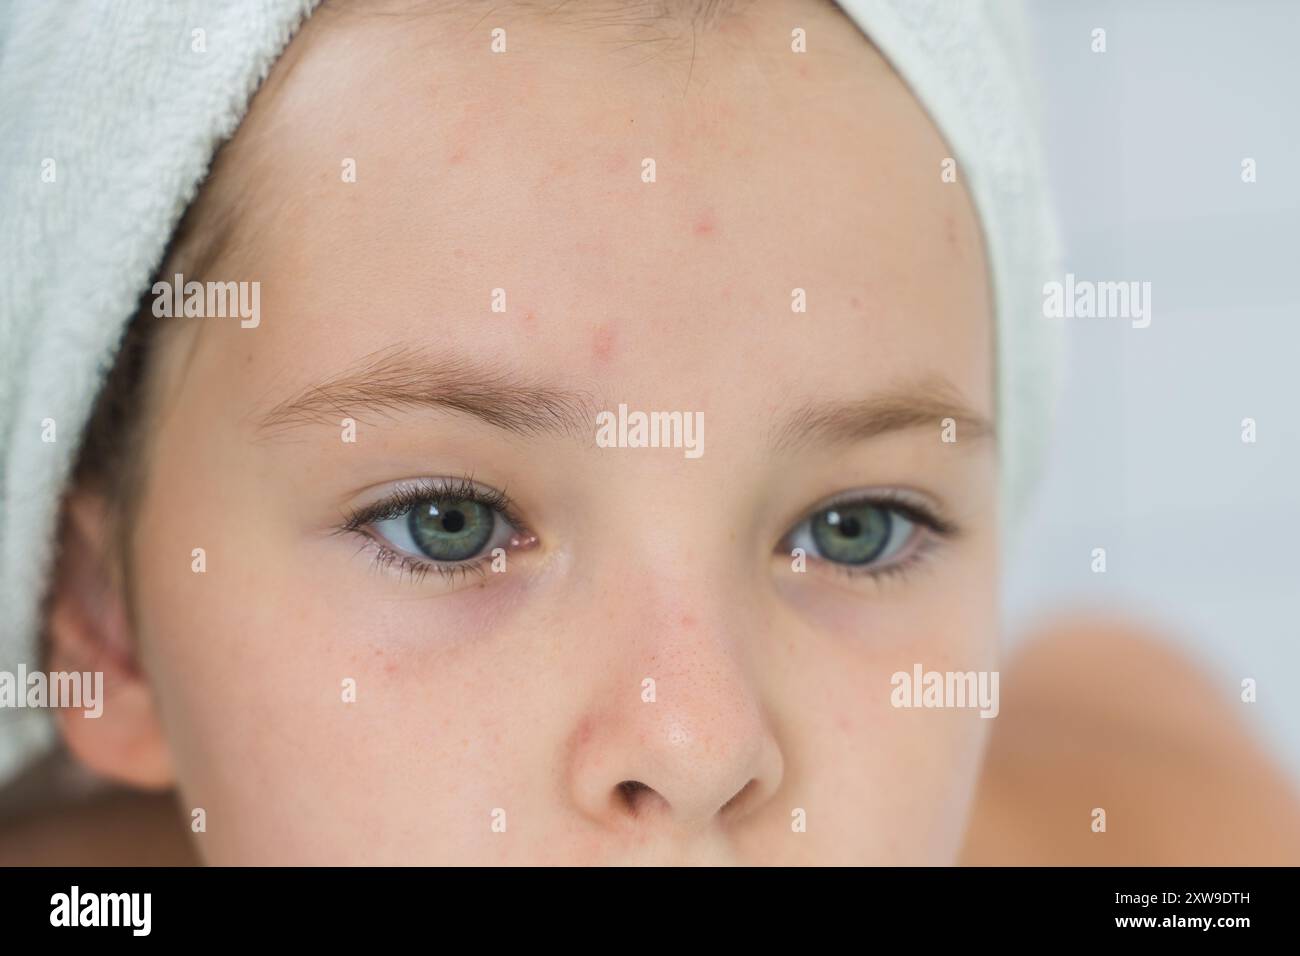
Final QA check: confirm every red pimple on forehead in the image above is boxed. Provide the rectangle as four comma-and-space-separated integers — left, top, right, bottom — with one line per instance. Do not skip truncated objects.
591, 322, 616, 363
692, 212, 716, 237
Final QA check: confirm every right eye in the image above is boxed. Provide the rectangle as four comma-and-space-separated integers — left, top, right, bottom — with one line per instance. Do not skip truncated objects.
339, 476, 536, 583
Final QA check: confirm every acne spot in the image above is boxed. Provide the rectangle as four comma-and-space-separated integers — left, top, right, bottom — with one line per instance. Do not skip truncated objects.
680, 614, 696, 629
449, 146, 468, 165
692, 212, 717, 238
850, 295, 862, 310
574, 716, 594, 747
591, 322, 616, 363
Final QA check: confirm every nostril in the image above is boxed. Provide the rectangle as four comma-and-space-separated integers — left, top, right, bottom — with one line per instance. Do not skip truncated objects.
721, 778, 758, 815
616, 780, 653, 815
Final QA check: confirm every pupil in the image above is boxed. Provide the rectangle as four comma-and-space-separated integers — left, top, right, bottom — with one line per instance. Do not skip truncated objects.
441, 509, 465, 533
839, 516, 862, 538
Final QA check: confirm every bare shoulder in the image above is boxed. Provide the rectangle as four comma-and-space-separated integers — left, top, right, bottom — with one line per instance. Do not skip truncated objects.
962, 615, 1300, 864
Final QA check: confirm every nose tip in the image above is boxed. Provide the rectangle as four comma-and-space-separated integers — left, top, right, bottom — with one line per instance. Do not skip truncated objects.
570, 701, 784, 836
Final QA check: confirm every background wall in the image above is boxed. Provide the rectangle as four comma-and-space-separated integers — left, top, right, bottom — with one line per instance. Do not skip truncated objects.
1005, 1, 1300, 782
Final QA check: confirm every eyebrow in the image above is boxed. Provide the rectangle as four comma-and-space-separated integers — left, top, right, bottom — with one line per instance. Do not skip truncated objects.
771, 378, 995, 452
255, 347, 993, 450
254, 346, 598, 439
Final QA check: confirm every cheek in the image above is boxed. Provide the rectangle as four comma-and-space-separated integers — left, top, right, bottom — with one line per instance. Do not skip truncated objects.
771, 531, 997, 861
785, 655, 993, 863
127, 547, 535, 862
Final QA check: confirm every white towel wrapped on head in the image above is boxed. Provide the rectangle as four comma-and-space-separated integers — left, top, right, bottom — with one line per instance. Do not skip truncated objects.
0, 0, 324, 788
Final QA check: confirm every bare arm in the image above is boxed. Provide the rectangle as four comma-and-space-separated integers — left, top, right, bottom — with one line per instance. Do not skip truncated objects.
962, 617, 1300, 865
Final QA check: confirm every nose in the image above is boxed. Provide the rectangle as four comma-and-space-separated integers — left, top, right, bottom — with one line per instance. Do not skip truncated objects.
566, 577, 785, 838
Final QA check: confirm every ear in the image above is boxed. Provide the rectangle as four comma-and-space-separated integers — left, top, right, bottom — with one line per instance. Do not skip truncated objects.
45, 489, 174, 789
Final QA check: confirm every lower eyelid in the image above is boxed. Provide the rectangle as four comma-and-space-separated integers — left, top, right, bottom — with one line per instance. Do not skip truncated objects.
833, 535, 937, 577
356, 535, 494, 585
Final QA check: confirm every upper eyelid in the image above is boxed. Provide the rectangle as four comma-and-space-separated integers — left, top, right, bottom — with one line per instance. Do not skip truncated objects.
341, 476, 524, 533
789, 488, 955, 536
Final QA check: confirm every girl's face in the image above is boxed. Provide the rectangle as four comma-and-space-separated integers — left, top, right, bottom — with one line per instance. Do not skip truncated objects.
104, 0, 997, 863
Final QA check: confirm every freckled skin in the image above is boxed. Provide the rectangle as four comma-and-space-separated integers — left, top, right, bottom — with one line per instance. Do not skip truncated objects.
66, 0, 996, 864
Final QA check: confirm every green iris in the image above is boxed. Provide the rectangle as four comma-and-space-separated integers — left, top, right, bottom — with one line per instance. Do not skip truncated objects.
407, 498, 494, 561
810, 503, 891, 565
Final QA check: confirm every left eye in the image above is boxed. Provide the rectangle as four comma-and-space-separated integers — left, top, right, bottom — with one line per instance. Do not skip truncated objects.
785, 500, 918, 567
372, 497, 518, 563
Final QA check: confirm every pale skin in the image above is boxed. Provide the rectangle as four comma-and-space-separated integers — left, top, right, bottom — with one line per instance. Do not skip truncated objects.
5, 0, 1296, 864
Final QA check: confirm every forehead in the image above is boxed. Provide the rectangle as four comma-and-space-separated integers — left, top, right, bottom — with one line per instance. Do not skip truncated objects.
198, 0, 991, 420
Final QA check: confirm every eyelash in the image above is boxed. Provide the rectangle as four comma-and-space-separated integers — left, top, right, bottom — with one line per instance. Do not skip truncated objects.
337, 479, 959, 587
337, 476, 529, 585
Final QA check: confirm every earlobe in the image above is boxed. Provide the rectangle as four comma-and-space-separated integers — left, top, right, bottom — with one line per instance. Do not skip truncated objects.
45, 489, 174, 789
